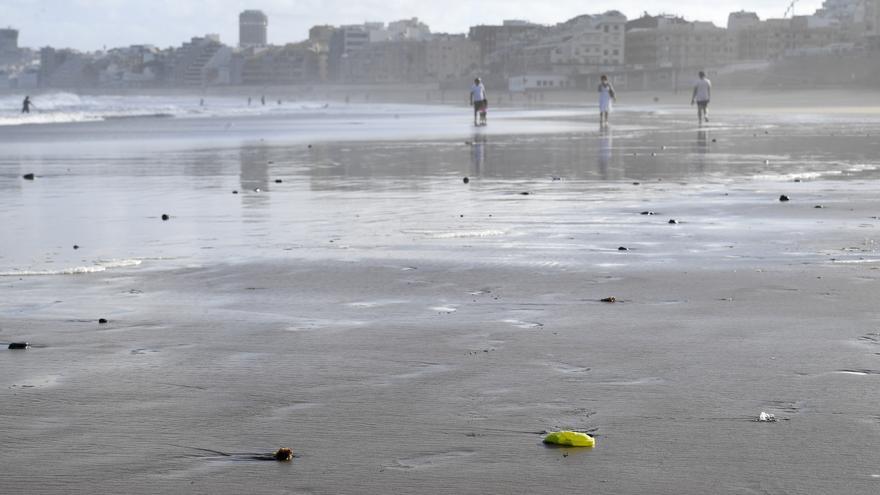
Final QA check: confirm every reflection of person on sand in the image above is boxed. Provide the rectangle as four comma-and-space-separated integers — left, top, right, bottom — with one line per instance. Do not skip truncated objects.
471, 133, 486, 173
598, 128, 612, 178
691, 71, 711, 125
470, 78, 488, 126
598, 75, 616, 127
22, 96, 33, 114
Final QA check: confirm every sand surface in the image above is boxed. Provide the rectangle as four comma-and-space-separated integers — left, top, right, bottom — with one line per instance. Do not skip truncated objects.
1, 96, 879, 494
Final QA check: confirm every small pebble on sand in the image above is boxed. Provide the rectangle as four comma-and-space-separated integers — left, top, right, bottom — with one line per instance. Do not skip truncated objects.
463, 177, 469, 184
779, 195, 790, 202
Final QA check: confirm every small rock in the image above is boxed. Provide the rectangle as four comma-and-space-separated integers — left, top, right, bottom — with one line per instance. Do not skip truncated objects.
274, 179, 282, 183
640, 211, 655, 215
814, 205, 824, 209
274, 447, 294, 462
463, 177, 469, 184
651, 152, 657, 157
520, 192, 530, 196
73, 245, 79, 250
551, 176, 561, 181
632, 182, 640, 186
254, 188, 261, 192
793, 178, 801, 183
98, 318, 108, 324
308, 144, 312, 148
668, 219, 678, 224
232, 190, 239, 194
618, 246, 628, 251
711, 138, 717, 143
600, 297, 616, 303
161, 214, 170, 221
779, 195, 790, 202
22, 173, 35, 180
8, 342, 30, 350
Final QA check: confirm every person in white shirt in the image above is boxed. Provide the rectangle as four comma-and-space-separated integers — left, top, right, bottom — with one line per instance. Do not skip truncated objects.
691, 71, 711, 124
469, 78, 488, 126
597, 75, 616, 127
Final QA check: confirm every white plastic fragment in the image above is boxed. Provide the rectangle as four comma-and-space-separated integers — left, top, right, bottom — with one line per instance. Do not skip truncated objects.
757, 411, 777, 422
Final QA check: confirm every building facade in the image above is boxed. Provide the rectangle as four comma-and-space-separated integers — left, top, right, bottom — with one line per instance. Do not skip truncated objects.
626, 15, 734, 69
239, 10, 268, 48
425, 35, 480, 81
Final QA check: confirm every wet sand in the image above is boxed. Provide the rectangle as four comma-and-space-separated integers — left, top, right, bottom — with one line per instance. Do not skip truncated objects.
1, 100, 880, 494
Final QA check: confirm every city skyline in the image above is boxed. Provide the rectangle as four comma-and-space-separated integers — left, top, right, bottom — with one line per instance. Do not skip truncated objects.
6, 0, 825, 51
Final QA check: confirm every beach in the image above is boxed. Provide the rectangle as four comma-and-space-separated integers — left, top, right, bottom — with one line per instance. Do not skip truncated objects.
1, 92, 879, 494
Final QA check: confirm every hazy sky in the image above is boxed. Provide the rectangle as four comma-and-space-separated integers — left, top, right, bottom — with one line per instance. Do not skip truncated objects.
6, 0, 825, 51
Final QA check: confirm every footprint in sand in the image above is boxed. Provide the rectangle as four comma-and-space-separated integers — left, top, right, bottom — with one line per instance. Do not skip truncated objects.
390, 450, 475, 470
551, 362, 591, 374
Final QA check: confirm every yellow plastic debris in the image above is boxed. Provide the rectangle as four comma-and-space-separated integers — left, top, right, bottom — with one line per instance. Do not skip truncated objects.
543, 431, 595, 448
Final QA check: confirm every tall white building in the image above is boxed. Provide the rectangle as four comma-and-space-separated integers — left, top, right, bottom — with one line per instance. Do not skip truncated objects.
239, 10, 268, 48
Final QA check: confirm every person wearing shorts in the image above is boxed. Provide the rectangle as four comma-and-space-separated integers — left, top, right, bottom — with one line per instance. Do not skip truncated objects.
470, 78, 488, 126
691, 71, 711, 125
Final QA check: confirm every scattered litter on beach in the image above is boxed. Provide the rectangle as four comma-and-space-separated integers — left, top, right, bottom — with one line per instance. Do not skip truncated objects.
98, 318, 108, 324
22, 173, 35, 180
543, 431, 595, 448
668, 219, 678, 224
600, 297, 617, 303
779, 195, 790, 202
8, 342, 30, 350
757, 412, 777, 422
618, 246, 628, 251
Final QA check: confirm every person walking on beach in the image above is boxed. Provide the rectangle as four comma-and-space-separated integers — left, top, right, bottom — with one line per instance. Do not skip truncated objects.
21, 96, 33, 114
598, 75, 616, 127
691, 71, 711, 125
470, 77, 488, 126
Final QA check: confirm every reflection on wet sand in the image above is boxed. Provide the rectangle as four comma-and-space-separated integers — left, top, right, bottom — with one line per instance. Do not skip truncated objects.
694, 130, 709, 172
598, 128, 612, 179
470, 132, 487, 176
239, 144, 271, 212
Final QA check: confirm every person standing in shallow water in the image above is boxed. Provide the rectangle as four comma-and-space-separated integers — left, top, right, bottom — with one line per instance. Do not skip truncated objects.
21, 96, 32, 114
469, 78, 488, 126
598, 75, 616, 127
691, 71, 711, 125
